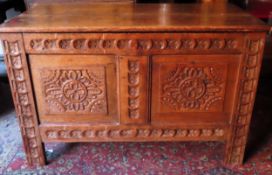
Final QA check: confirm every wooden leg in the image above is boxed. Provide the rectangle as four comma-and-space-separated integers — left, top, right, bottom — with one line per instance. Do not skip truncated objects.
224, 127, 247, 165
224, 34, 266, 165
0, 34, 46, 166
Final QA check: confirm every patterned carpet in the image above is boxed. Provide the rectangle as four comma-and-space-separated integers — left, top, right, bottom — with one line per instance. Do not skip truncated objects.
0, 77, 271, 175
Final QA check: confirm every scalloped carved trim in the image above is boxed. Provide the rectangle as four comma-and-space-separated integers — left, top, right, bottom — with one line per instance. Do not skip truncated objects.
41, 126, 225, 141
29, 38, 238, 51
2, 35, 45, 166
25, 34, 242, 54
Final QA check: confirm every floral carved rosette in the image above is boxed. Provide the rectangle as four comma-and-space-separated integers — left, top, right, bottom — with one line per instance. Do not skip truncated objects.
41, 68, 107, 114
161, 64, 227, 112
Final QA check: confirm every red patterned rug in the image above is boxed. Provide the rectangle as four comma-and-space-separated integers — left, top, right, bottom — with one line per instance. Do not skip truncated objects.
0, 78, 271, 175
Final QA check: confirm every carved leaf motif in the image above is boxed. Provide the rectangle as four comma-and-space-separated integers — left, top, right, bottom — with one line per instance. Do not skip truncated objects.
11, 55, 22, 68
196, 39, 211, 49
44, 39, 56, 49
153, 40, 167, 49
161, 65, 227, 111
41, 68, 107, 114
211, 39, 225, 49
225, 40, 238, 49
30, 39, 43, 50
73, 39, 85, 49
87, 40, 99, 49
59, 39, 71, 49
9, 42, 20, 54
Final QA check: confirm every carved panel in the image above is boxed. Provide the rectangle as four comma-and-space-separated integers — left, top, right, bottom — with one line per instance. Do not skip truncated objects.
30, 55, 117, 123
40, 125, 225, 141
161, 64, 227, 112
1, 34, 45, 166
41, 68, 107, 114
225, 35, 265, 165
151, 55, 241, 125
24, 33, 244, 55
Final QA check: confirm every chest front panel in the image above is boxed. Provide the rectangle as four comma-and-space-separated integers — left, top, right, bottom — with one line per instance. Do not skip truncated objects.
25, 33, 245, 128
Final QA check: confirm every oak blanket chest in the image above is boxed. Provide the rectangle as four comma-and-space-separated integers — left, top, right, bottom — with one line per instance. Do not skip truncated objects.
0, 3, 269, 166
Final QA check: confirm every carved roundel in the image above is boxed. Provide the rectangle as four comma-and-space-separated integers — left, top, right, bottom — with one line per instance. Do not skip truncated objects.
62, 80, 88, 103
180, 78, 206, 100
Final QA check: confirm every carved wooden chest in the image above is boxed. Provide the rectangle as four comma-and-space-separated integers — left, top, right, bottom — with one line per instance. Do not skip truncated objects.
0, 3, 269, 166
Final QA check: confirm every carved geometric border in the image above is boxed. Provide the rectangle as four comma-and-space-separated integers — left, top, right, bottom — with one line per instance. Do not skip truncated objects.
225, 34, 265, 165
1, 34, 46, 166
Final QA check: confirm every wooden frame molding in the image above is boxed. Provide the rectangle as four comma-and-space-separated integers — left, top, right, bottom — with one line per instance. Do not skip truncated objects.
1, 34, 46, 166
224, 33, 266, 165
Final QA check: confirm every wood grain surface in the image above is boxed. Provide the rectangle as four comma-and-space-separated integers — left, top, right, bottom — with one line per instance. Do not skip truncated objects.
0, 3, 269, 32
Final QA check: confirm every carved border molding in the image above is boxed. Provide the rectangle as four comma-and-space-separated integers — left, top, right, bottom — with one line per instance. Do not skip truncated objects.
24, 34, 243, 54
1, 34, 46, 166
29, 38, 238, 51
41, 126, 225, 141
225, 35, 265, 164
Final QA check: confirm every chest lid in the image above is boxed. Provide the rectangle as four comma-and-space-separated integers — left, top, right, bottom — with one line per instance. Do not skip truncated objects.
0, 3, 269, 33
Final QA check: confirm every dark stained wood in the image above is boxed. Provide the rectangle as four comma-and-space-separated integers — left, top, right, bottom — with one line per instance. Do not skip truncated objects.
0, 3, 269, 167
0, 3, 269, 33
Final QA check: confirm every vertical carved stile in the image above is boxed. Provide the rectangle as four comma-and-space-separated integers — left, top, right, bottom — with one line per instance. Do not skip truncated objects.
1, 34, 46, 166
128, 60, 140, 119
225, 34, 265, 165
119, 56, 149, 124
